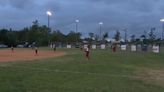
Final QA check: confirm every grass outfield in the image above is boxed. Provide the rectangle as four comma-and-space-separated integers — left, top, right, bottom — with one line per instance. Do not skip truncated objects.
0, 48, 164, 92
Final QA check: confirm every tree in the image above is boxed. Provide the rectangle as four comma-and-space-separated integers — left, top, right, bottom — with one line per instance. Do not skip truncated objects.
66, 31, 81, 43
148, 28, 156, 44
135, 38, 141, 44
37, 25, 49, 45
0, 29, 18, 46
51, 30, 66, 42
0, 29, 8, 44
140, 35, 145, 39
26, 20, 50, 46
88, 32, 94, 43
0, 20, 85, 46
88, 32, 94, 40
27, 20, 39, 43
94, 34, 99, 42
140, 34, 149, 44
17, 28, 29, 43
114, 31, 120, 41
103, 32, 108, 40
6, 30, 17, 46
130, 34, 136, 44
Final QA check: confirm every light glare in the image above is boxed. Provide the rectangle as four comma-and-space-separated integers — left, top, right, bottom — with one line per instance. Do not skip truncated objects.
99, 22, 103, 25
160, 19, 164, 22
75, 20, 79, 23
47, 11, 52, 16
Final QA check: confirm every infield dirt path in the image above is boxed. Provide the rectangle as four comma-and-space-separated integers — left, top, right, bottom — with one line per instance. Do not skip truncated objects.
0, 49, 66, 62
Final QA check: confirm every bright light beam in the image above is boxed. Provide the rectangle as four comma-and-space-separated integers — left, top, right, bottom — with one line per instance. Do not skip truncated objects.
47, 11, 52, 16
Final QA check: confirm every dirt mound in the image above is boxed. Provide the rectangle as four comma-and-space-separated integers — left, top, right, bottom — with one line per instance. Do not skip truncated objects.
0, 49, 65, 62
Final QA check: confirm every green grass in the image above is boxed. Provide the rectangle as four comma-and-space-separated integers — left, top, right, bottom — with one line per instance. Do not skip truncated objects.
0, 48, 164, 92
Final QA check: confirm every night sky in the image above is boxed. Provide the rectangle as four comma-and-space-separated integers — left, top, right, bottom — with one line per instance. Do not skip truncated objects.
0, 0, 164, 38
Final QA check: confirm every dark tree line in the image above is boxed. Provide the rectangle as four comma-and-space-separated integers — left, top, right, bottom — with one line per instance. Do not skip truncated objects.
0, 20, 81, 46
0, 20, 163, 47
111, 29, 163, 45
130, 28, 162, 45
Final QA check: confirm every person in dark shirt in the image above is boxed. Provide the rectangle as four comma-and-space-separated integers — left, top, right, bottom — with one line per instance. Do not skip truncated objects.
11, 46, 14, 53
35, 47, 38, 55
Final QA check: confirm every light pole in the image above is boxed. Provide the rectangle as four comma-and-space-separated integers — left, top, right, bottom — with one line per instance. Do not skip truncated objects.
122, 28, 127, 43
46, 11, 52, 45
160, 19, 164, 40
99, 22, 103, 41
75, 20, 79, 33
75, 19, 79, 43
46, 11, 52, 30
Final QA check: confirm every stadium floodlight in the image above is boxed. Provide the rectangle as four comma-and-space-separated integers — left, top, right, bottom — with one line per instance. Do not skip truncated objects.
75, 19, 79, 23
75, 19, 79, 33
99, 22, 103, 41
46, 11, 52, 46
46, 11, 52, 16
160, 18, 164, 40
75, 19, 79, 43
99, 22, 103, 25
46, 11, 52, 29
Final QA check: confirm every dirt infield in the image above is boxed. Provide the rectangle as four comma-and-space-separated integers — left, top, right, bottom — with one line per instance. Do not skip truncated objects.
0, 49, 66, 62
